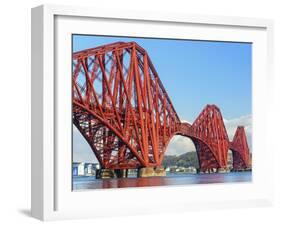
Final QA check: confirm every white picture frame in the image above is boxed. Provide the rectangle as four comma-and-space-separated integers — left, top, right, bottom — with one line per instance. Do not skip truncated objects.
31, 4, 274, 221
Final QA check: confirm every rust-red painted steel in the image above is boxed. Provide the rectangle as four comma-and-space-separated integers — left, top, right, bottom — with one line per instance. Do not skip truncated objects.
72, 42, 250, 171
229, 126, 251, 170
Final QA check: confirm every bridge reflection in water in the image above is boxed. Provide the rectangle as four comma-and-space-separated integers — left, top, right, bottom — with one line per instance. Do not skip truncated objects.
73, 172, 252, 190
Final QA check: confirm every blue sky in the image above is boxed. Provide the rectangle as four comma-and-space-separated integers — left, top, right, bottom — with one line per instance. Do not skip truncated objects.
72, 34, 252, 162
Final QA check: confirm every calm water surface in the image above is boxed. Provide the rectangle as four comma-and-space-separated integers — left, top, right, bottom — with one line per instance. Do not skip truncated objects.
73, 172, 252, 190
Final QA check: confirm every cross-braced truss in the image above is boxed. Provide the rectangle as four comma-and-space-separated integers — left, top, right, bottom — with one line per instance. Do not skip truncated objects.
72, 42, 250, 171
229, 127, 250, 170
178, 105, 229, 171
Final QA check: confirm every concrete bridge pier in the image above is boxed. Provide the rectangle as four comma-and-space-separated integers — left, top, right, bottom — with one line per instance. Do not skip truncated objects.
96, 166, 167, 179
96, 169, 116, 179
198, 167, 229, 174
137, 166, 166, 177
96, 169, 129, 179
115, 169, 128, 178
217, 168, 229, 173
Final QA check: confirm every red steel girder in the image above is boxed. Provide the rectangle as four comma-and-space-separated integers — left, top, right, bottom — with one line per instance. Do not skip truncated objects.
72, 41, 251, 171
177, 105, 229, 170
73, 42, 180, 169
229, 126, 250, 170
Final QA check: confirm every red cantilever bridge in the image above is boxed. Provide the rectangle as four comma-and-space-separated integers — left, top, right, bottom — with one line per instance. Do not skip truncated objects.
73, 41, 250, 175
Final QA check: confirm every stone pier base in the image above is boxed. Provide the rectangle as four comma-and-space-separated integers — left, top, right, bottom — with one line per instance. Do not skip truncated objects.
198, 168, 230, 174
96, 169, 129, 179
217, 168, 228, 173
138, 166, 166, 178
115, 169, 128, 178
96, 169, 116, 179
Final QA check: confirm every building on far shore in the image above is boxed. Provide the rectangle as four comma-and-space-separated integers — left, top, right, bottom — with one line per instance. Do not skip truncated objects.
72, 162, 100, 176
165, 165, 197, 174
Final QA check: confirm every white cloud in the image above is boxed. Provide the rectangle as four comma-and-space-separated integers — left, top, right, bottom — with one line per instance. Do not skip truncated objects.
180, 119, 192, 124
166, 135, 196, 156
224, 115, 252, 140
224, 114, 252, 151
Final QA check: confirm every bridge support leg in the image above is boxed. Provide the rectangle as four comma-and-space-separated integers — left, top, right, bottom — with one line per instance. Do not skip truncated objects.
115, 169, 128, 178
96, 169, 116, 179
217, 168, 229, 173
137, 166, 166, 177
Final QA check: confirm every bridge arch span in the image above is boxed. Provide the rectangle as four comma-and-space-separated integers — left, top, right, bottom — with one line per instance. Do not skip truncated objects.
72, 41, 250, 172
172, 133, 220, 172
175, 104, 230, 170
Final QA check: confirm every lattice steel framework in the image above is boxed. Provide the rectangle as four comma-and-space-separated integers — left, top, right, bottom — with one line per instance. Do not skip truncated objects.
73, 42, 180, 169
72, 41, 250, 171
229, 126, 251, 170
178, 105, 229, 171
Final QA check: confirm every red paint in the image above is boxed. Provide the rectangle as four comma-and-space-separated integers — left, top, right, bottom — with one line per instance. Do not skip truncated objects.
73, 42, 250, 171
